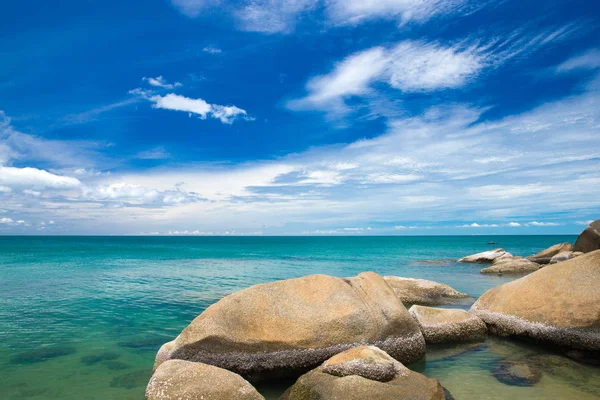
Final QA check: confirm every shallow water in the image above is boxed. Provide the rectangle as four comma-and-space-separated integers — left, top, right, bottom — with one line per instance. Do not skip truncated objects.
1, 235, 598, 399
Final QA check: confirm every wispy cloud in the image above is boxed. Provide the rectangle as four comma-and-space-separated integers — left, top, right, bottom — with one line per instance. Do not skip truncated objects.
557, 49, 600, 73
202, 46, 222, 54
143, 76, 182, 89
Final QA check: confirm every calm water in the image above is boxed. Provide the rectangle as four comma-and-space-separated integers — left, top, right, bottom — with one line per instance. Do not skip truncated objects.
1, 235, 598, 399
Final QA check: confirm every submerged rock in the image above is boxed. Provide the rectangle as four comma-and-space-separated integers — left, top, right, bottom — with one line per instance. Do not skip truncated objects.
492, 360, 542, 387
528, 242, 573, 264
471, 250, 600, 361
550, 251, 583, 264
110, 370, 151, 389
10, 346, 77, 365
409, 305, 487, 344
118, 336, 171, 351
458, 248, 512, 263
104, 360, 130, 370
480, 257, 541, 275
146, 360, 264, 400
80, 351, 120, 366
280, 346, 450, 400
573, 219, 600, 253
155, 272, 425, 381
383, 276, 470, 307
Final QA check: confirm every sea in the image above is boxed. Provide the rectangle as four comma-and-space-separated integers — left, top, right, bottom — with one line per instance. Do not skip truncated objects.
0, 235, 598, 399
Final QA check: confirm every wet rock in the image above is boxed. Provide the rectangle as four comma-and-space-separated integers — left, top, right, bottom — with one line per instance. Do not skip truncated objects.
146, 360, 264, 400
458, 248, 512, 263
383, 276, 470, 307
281, 346, 449, 400
480, 257, 541, 275
492, 360, 541, 386
471, 250, 600, 360
155, 272, 425, 381
409, 305, 487, 344
10, 346, 77, 365
573, 219, 600, 253
104, 360, 131, 370
549, 251, 583, 264
527, 242, 573, 264
80, 351, 120, 366
110, 370, 151, 389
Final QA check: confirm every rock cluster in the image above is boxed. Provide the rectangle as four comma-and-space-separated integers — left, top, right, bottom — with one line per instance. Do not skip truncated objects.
527, 242, 573, 264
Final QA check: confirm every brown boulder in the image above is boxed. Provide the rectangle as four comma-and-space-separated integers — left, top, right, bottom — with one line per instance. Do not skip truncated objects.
458, 248, 512, 263
383, 276, 470, 307
409, 305, 487, 344
528, 242, 573, 264
480, 257, 541, 275
146, 360, 264, 400
470, 250, 600, 357
155, 272, 425, 381
280, 346, 449, 400
574, 220, 600, 253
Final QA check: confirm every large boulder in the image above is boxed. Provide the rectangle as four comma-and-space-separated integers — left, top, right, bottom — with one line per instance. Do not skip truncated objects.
480, 257, 541, 275
409, 305, 487, 344
549, 251, 583, 264
280, 346, 449, 400
470, 251, 600, 360
146, 360, 264, 400
458, 248, 512, 263
383, 276, 470, 307
574, 220, 600, 253
527, 242, 573, 264
155, 272, 426, 381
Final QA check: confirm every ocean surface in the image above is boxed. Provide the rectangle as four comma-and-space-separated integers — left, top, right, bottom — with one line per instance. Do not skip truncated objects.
0, 235, 598, 399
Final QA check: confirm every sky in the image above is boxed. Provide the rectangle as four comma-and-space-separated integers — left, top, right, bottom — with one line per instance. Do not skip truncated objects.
0, 0, 599, 235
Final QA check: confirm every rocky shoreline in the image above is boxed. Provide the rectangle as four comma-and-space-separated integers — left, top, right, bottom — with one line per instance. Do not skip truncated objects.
144, 220, 600, 399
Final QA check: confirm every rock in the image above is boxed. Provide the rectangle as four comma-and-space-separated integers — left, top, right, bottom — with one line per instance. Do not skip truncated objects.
549, 251, 583, 264
470, 250, 600, 359
491, 360, 542, 387
110, 370, 151, 389
383, 276, 470, 307
146, 360, 265, 400
280, 346, 449, 400
155, 272, 425, 381
458, 248, 512, 263
574, 219, 600, 253
409, 305, 487, 344
80, 351, 120, 366
480, 257, 541, 275
527, 242, 573, 264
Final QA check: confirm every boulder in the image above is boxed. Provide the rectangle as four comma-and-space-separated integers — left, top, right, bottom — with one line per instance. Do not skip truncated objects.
574, 220, 600, 253
146, 360, 264, 400
480, 257, 541, 275
549, 251, 583, 264
409, 305, 487, 344
470, 250, 600, 360
458, 248, 512, 263
383, 276, 470, 307
527, 242, 573, 264
155, 272, 426, 381
280, 346, 449, 400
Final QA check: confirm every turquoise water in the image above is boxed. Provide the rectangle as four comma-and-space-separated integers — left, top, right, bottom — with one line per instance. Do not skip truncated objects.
1, 235, 598, 399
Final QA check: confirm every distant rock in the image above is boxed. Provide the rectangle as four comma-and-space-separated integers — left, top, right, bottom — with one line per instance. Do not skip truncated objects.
154, 272, 425, 381
527, 242, 573, 264
146, 360, 264, 400
480, 257, 541, 275
471, 250, 600, 363
458, 248, 512, 263
549, 251, 583, 264
409, 305, 487, 344
574, 220, 600, 253
383, 276, 470, 307
280, 346, 450, 400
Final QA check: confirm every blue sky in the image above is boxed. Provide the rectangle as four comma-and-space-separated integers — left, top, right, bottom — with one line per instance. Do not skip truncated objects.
1, 0, 599, 235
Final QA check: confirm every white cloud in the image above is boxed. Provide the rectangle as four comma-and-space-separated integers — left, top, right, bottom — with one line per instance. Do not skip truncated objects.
526, 221, 561, 227
235, 0, 318, 33
395, 225, 417, 229
576, 220, 593, 226
0, 185, 12, 193
170, 0, 218, 17
23, 189, 42, 197
0, 217, 26, 225
507, 222, 521, 227
146, 93, 251, 124
202, 46, 222, 54
135, 146, 171, 160
82, 183, 203, 206
0, 217, 13, 224
557, 49, 600, 73
143, 76, 182, 89
0, 166, 81, 189
461, 222, 499, 228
